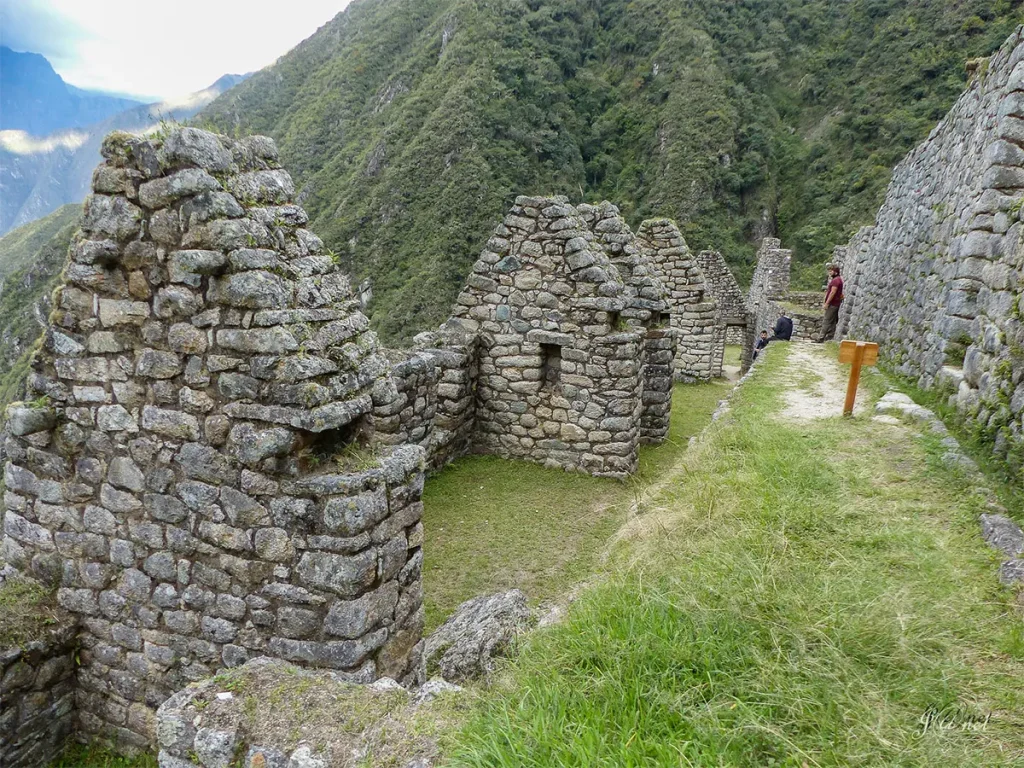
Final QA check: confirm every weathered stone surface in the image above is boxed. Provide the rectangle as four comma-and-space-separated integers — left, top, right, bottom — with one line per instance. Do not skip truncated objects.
981, 513, 1024, 558
424, 590, 532, 682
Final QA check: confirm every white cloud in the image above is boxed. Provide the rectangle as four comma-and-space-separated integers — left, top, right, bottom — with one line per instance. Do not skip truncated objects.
1, 0, 351, 101
0, 129, 89, 154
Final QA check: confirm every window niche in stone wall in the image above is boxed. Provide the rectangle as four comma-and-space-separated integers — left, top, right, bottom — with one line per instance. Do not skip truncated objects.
540, 343, 562, 391
297, 414, 377, 473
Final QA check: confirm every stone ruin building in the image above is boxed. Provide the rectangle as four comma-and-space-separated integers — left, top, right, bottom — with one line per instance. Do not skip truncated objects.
837, 25, 1024, 468
1, 128, 427, 758
695, 248, 754, 374
0, 128, 749, 764
636, 219, 719, 382
746, 237, 825, 343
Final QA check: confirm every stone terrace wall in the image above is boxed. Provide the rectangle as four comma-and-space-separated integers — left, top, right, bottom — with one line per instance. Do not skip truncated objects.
0, 589, 78, 767
696, 249, 753, 373
577, 202, 675, 444
450, 196, 643, 478
838, 27, 1024, 466
637, 220, 718, 382
0, 127, 425, 750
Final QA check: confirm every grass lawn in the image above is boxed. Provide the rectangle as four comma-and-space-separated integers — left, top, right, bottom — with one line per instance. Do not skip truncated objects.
446, 344, 1024, 767
723, 343, 743, 368
422, 379, 733, 630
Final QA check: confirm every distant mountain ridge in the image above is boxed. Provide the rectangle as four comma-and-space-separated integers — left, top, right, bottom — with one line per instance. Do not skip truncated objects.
0, 66, 248, 236
0, 46, 142, 135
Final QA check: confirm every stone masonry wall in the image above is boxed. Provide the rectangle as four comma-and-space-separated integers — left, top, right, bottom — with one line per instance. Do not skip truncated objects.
577, 202, 675, 444
696, 249, 753, 373
749, 237, 793, 340
0, 127, 425, 750
839, 26, 1024, 467
0, 588, 78, 767
638, 220, 718, 382
372, 328, 478, 472
450, 196, 643, 479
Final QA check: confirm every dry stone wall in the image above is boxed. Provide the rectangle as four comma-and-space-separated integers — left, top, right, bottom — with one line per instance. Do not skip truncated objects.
748, 237, 793, 338
0, 127, 426, 750
0, 588, 78, 768
838, 26, 1024, 467
577, 202, 675, 444
637, 220, 718, 382
449, 196, 644, 478
696, 249, 753, 374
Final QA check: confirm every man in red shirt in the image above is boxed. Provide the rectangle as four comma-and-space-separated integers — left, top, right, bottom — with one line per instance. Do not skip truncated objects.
820, 265, 843, 342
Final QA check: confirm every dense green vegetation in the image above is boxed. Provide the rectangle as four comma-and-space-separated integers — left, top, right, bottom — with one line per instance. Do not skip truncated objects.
202, 0, 1024, 341
0, 205, 79, 408
447, 344, 1024, 766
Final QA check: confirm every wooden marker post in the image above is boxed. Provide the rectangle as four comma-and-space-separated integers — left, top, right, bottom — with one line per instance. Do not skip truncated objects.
838, 340, 879, 416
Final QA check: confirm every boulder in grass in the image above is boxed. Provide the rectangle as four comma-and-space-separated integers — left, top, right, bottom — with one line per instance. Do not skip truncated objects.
424, 589, 533, 682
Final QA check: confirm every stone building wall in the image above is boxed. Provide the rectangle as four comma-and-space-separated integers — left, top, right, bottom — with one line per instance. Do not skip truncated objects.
0, 128, 425, 750
372, 329, 478, 472
637, 220, 718, 382
577, 202, 675, 444
0, 589, 78, 768
449, 196, 643, 479
696, 249, 753, 373
838, 26, 1024, 466
748, 237, 793, 339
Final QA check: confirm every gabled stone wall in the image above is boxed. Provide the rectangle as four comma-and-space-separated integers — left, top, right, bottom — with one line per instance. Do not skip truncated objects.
837, 26, 1024, 466
748, 237, 793, 339
449, 196, 643, 478
696, 249, 753, 373
637, 219, 718, 382
1, 128, 425, 750
577, 202, 675, 443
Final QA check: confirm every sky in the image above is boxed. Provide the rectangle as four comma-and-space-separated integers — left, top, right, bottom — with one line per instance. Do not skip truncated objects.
0, 0, 352, 101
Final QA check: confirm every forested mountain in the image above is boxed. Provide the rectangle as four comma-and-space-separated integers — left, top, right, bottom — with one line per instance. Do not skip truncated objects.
200, 0, 1023, 343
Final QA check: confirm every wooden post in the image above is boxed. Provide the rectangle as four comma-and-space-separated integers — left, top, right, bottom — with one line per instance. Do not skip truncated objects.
838, 340, 879, 416
844, 342, 865, 416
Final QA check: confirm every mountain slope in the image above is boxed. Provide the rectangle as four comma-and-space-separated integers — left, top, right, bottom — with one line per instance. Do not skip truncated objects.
0, 203, 78, 283
201, 0, 1023, 343
0, 205, 80, 406
0, 46, 141, 135
0, 74, 248, 235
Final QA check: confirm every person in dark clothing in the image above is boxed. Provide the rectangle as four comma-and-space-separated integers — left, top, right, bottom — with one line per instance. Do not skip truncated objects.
753, 330, 770, 360
819, 265, 844, 342
772, 310, 793, 341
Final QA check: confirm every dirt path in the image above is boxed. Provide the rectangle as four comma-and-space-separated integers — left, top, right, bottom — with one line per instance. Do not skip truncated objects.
775, 341, 867, 421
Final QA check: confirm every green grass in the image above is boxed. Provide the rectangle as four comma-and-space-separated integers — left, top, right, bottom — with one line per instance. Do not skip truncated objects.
422, 380, 732, 630
49, 744, 156, 768
445, 344, 1024, 767
723, 344, 743, 368
0, 576, 63, 648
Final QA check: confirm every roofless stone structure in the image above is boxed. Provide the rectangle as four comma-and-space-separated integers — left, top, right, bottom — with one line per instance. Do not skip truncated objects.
1, 130, 748, 760
2, 128, 426, 751
637, 219, 718, 382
